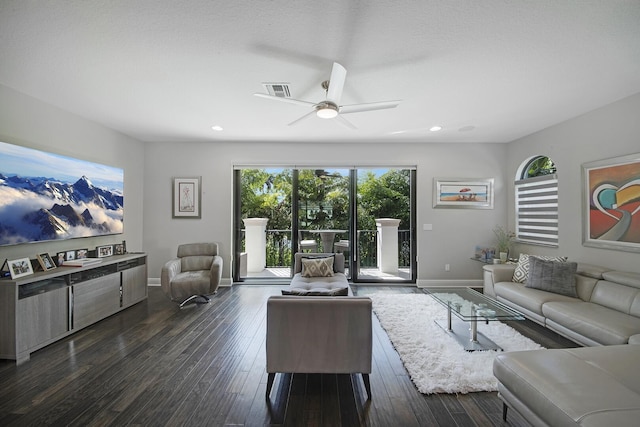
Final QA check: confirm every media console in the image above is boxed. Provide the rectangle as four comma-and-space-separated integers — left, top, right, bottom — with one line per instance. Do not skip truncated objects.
0, 253, 147, 364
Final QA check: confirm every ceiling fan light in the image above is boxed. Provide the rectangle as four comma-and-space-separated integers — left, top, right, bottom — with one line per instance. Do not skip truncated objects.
316, 106, 338, 119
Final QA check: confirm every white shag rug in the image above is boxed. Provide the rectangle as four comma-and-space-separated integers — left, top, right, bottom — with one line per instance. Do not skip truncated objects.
370, 293, 544, 394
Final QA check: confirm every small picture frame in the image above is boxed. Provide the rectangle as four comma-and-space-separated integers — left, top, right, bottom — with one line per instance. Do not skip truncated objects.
76, 249, 88, 259
66, 250, 76, 261
172, 177, 202, 218
37, 253, 56, 271
114, 243, 125, 255
8, 257, 34, 279
56, 252, 66, 266
97, 245, 114, 258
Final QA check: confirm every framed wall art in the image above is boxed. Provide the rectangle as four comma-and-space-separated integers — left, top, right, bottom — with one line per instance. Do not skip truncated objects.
433, 178, 494, 209
582, 152, 640, 253
172, 177, 201, 218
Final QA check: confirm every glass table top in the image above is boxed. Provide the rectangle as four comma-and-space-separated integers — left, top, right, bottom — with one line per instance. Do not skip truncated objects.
423, 287, 524, 321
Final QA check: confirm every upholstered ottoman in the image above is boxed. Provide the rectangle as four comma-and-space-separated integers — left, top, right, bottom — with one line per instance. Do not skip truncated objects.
285, 252, 351, 296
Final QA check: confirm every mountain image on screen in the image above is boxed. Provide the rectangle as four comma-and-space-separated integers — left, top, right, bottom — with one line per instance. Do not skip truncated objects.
0, 174, 123, 246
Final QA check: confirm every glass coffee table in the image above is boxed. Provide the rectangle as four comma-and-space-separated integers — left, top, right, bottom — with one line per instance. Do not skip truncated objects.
423, 287, 525, 351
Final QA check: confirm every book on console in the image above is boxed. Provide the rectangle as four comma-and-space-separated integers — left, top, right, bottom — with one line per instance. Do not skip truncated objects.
64, 258, 103, 267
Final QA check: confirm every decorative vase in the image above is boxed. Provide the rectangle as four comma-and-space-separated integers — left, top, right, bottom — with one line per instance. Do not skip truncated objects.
500, 252, 508, 262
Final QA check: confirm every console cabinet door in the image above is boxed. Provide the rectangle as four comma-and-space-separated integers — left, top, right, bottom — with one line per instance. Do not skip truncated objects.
17, 287, 69, 353
73, 275, 121, 330
122, 264, 147, 308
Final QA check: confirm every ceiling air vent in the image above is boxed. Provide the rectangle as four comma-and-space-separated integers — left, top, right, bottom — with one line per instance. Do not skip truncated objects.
262, 83, 291, 98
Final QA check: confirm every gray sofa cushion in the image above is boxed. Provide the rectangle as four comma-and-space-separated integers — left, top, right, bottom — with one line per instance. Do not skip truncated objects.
512, 253, 567, 283
526, 257, 578, 297
543, 299, 640, 345
494, 345, 640, 427
282, 286, 349, 296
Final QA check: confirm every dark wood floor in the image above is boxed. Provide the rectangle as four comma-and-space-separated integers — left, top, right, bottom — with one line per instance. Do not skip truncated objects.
0, 285, 576, 426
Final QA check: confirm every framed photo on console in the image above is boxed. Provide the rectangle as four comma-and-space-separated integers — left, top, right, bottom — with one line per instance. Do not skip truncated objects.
97, 245, 114, 258
8, 257, 34, 279
37, 253, 56, 271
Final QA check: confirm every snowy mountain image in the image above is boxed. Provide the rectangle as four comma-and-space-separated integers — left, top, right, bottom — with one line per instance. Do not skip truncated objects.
0, 141, 124, 246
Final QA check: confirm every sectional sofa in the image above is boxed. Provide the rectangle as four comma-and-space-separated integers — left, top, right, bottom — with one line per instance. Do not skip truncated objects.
484, 256, 640, 426
483, 260, 640, 346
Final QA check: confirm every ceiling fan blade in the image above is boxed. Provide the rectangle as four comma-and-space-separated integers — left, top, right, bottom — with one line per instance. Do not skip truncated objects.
334, 114, 357, 130
287, 110, 317, 126
326, 62, 347, 105
339, 100, 401, 114
254, 93, 317, 108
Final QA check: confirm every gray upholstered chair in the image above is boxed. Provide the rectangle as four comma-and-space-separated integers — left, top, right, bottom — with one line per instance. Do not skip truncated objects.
265, 295, 372, 399
161, 242, 223, 307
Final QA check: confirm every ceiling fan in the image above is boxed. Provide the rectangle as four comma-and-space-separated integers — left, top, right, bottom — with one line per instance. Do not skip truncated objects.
254, 62, 401, 129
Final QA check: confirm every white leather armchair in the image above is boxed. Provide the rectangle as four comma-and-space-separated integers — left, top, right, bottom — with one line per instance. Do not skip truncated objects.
161, 242, 223, 307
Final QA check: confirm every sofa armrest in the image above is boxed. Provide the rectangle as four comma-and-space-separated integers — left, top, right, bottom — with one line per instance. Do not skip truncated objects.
483, 264, 516, 298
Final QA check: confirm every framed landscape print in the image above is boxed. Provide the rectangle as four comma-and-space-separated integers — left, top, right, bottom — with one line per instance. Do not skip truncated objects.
433, 178, 494, 209
172, 177, 201, 218
582, 152, 640, 253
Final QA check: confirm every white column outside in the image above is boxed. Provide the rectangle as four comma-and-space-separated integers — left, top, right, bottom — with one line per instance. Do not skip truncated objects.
376, 218, 401, 274
243, 218, 268, 273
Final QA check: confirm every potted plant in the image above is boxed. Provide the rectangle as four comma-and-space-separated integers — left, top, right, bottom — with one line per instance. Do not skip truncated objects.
493, 225, 515, 262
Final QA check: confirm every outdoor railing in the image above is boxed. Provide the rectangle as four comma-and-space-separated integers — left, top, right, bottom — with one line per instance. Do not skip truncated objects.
241, 229, 411, 268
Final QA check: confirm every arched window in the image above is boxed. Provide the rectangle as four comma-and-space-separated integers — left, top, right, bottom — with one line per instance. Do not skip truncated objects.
515, 156, 558, 247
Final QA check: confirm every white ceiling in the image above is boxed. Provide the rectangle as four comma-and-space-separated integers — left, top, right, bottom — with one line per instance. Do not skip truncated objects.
1, 1, 640, 144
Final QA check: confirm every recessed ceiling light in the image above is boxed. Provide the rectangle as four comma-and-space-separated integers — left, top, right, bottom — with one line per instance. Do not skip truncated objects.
429, 126, 442, 132
211, 125, 224, 131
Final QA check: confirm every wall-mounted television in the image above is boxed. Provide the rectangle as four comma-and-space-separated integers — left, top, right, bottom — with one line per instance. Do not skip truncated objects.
0, 141, 124, 246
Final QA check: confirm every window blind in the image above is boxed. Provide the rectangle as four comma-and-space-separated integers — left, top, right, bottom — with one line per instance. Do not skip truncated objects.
515, 174, 558, 247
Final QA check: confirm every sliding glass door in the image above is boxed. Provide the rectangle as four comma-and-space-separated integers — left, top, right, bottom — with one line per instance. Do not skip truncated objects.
352, 168, 416, 282
233, 166, 416, 283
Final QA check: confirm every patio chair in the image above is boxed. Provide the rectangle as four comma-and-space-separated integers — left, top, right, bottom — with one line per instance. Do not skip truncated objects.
298, 230, 317, 252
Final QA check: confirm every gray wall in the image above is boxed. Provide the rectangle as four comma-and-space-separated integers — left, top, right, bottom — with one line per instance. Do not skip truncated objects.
506, 92, 640, 273
143, 140, 507, 285
0, 84, 145, 264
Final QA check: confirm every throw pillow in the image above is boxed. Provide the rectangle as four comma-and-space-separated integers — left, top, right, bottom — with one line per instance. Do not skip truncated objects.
300, 253, 337, 272
512, 254, 568, 283
281, 287, 349, 296
525, 257, 578, 297
300, 256, 334, 277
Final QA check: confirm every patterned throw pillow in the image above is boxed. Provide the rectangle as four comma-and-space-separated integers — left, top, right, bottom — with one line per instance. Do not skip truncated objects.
525, 257, 578, 297
301, 257, 334, 277
512, 253, 568, 283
